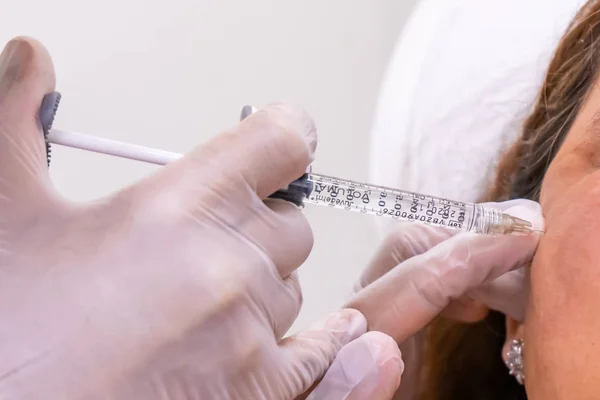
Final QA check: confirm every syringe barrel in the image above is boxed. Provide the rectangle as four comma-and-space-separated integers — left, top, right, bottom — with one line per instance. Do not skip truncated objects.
276, 172, 530, 236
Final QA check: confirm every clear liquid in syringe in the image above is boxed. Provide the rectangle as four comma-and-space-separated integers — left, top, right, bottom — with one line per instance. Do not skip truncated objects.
304, 173, 476, 232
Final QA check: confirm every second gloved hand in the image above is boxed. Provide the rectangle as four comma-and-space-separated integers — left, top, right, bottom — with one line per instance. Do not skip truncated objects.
346, 199, 543, 399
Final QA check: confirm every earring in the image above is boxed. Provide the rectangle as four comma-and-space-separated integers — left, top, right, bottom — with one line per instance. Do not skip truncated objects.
505, 339, 525, 385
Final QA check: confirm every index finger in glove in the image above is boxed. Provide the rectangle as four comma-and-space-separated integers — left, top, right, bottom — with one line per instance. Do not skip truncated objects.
347, 199, 543, 343
134, 102, 317, 206
355, 199, 541, 292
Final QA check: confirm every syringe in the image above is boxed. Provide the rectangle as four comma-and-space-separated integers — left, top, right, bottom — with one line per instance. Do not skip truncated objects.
39, 94, 534, 236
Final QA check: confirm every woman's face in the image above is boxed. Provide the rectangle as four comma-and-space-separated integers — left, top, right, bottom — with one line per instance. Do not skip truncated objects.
522, 74, 600, 396
451, 76, 600, 377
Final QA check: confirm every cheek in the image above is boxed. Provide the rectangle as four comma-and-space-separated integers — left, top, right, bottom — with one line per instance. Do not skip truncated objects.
536, 171, 600, 293
525, 172, 600, 386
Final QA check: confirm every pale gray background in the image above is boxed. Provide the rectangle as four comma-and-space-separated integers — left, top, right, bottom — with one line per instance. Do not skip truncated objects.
1, 0, 417, 332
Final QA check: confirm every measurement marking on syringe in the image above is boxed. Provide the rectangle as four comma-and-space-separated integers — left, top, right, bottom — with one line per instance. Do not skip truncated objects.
303, 174, 486, 231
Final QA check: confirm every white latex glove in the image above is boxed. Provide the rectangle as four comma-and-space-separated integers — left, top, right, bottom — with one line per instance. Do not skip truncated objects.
305, 332, 403, 400
0, 37, 401, 400
347, 199, 544, 399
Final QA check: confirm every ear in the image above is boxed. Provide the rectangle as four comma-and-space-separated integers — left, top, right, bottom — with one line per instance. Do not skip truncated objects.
441, 295, 490, 323
442, 295, 490, 324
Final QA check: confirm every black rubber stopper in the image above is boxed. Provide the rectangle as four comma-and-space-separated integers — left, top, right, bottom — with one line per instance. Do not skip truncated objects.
269, 173, 314, 207
40, 91, 62, 166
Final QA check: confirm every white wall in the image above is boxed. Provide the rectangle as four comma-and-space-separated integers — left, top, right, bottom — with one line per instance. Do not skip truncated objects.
1, 0, 416, 332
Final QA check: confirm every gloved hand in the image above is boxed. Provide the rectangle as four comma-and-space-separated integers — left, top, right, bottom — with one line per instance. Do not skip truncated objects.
0, 37, 402, 400
303, 331, 404, 400
347, 199, 543, 399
